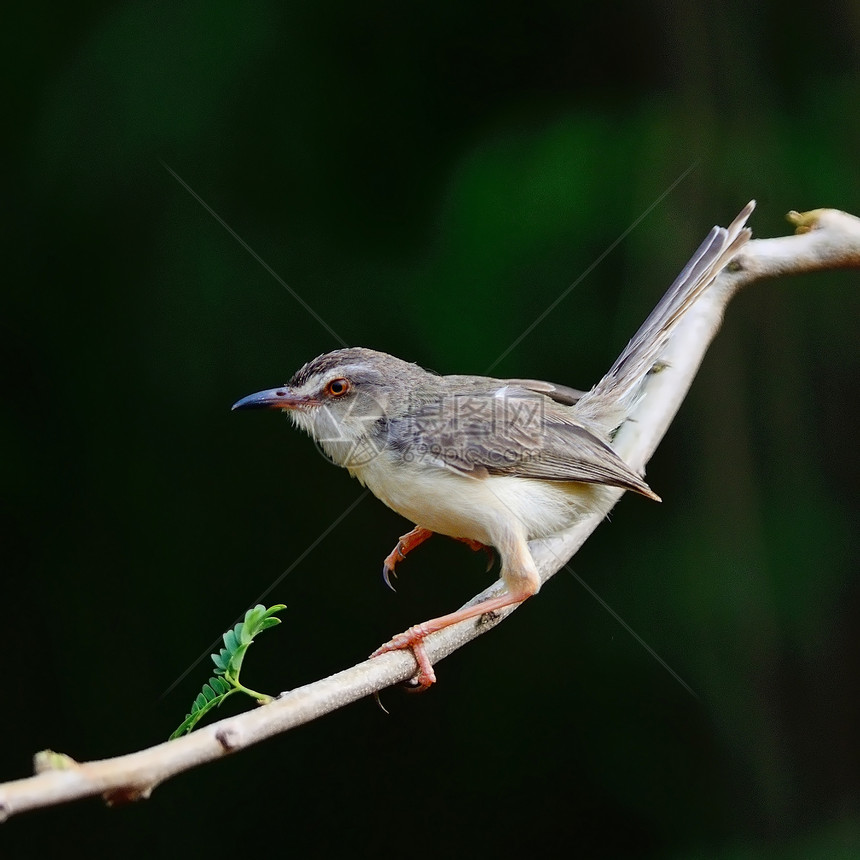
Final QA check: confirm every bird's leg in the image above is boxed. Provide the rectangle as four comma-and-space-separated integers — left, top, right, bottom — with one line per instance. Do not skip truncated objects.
371, 542, 540, 688
382, 526, 434, 591
370, 588, 536, 689
384, 531, 496, 591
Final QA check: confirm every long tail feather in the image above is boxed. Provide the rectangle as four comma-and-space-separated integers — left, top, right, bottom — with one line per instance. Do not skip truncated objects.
574, 201, 754, 430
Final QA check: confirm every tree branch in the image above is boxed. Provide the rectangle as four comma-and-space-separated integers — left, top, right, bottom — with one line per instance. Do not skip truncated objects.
2, 205, 858, 822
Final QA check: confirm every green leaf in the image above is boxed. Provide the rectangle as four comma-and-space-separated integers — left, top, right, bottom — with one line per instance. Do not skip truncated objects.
201, 684, 217, 702
169, 603, 287, 739
211, 676, 230, 694
223, 628, 239, 653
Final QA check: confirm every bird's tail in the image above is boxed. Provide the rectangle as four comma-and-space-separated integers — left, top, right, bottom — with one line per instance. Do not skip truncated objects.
573, 200, 754, 431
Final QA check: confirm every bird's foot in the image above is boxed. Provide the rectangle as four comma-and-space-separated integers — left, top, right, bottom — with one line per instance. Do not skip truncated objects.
381, 526, 434, 592
370, 588, 535, 688
370, 624, 437, 690
382, 530, 495, 590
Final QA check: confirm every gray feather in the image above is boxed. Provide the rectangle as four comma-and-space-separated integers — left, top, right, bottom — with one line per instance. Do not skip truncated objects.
387, 386, 658, 499
574, 200, 754, 429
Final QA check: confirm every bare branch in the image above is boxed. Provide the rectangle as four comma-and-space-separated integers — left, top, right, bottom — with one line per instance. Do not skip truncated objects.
2, 205, 858, 822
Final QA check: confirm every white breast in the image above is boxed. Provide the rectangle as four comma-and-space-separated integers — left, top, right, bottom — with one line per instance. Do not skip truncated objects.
351, 452, 598, 548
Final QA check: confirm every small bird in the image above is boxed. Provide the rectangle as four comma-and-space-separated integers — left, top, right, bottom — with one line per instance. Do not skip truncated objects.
233, 202, 754, 687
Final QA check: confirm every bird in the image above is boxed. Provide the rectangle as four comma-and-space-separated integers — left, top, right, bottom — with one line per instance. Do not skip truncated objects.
233, 201, 754, 687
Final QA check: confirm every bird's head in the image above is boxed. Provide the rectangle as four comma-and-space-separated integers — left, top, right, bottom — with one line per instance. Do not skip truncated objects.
232, 347, 426, 469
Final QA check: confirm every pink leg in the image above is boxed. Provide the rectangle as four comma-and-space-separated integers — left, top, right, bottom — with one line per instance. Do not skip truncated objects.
383, 529, 494, 589
370, 580, 538, 689
382, 526, 433, 591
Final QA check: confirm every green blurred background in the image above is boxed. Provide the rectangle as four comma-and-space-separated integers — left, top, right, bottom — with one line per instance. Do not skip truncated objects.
4, 2, 859, 857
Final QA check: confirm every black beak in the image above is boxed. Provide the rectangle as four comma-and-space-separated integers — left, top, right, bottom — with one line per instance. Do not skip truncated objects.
231, 387, 316, 411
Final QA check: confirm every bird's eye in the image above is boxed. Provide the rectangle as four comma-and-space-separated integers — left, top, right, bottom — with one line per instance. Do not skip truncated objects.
325, 377, 350, 397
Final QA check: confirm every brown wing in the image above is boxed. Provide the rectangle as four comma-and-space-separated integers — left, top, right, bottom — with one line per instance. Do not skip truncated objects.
481, 419, 659, 499
388, 387, 659, 500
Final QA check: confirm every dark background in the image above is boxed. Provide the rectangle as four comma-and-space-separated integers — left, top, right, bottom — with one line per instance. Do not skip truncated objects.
4, 2, 859, 857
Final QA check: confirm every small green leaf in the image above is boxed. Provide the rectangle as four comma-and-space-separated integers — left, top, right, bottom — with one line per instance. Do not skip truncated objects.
170, 603, 287, 739
223, 628, 239, 653
211, 676, 230, 694
243, 608, 261, 630
215, 648, 232, 673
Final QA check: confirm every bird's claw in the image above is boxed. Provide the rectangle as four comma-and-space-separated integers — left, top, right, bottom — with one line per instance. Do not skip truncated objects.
481, 546, 496, 572
381, 528, 432, 592
370, 625, 437, 689
382, 562, 398, 592
381, 542, 407, 592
